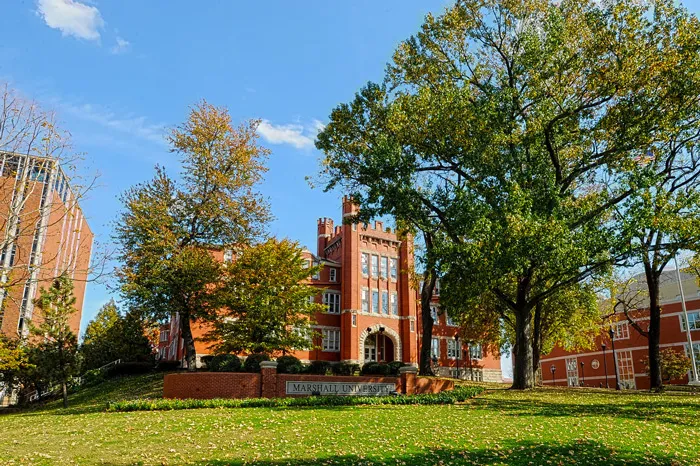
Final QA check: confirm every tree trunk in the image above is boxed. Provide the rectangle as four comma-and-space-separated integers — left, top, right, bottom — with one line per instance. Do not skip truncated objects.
180, 312, 197, 371
419, 268, 437, 376
645, 269, 663, 392
532, 302, 542, 384
512, 305, 535, 389
61, 380, 68, 409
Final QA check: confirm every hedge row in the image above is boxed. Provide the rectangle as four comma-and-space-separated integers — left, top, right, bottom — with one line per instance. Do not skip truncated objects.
106, 386, 485, 412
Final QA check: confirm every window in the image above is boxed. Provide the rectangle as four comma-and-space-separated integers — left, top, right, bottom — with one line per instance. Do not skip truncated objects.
372, 290, 379, 313
361, 253, 369, 276
447, 339, 461, 359
615, 321, 630, 340
430, 305, 439, 323
431, 338, 440, 359
361, 289, 369, 313
223, 249, 233, 264
312, 262, 320, 280
410, 320, 415, 332
380, 256, 388, 279
686, 343, 700, 382
329, 268, 337, 282
382, 291, 389, 314
390, 258, 398, 280
565, 357, 579, 387
446, 312, 456, 326
681, 312, 700, 331
616, 350, 636, 389
352, 314, 357, 327
323, 292, 341, 314
371, 255, 379, 277
322, 329, 340, 352
469, 343, 482, 360
160, 330, 169, 342
390, 292, 398, 315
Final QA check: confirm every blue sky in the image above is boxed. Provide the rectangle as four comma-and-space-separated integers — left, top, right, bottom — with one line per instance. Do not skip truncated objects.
0, 2, 451, 331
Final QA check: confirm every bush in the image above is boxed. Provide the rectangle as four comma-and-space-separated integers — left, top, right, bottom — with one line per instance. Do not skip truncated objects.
333, 362, 360, 376
106, 361, 153, 378
155, 360, 180, 372
207, 354, 242, 372
305, 360, 331, 375
388, 361, 408, 376
243, 353, 270, 373
81, 368, 106, 387
361, 362, 391, 376
107, 385, 486, 412
276, 355, 304, 374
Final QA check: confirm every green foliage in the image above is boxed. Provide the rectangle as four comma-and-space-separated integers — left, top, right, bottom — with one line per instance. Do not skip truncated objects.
105, 362, 154, 378
316, 0, 700, 389
31, 275, 80, 407
360, 362, 391, 376
106, 385, 485, 412
205, 354, 242, 372
242, 353, 270, 373
115, 102, 271, 369
276, 355, 304, 374
642, 349, 693, 383
80, 301, 155, 371
305, 360, 331, 375
333, 362, 360, 376
209, 238, 323, 356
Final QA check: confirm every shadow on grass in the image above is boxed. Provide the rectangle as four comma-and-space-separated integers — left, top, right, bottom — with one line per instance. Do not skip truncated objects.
469, 391, 700, 427
100, 440, 693, 466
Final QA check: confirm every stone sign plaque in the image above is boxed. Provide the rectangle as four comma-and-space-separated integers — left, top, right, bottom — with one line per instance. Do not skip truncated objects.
285, 381, 396, 396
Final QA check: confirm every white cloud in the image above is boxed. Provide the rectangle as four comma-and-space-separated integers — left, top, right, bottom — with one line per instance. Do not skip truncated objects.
37, 0, 104, 41
257, 120, 323, 150
60, 101, 166, 146
110, 36, 130, 54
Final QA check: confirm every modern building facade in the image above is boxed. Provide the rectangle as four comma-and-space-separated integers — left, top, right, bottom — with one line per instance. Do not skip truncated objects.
0, 151, 93, 339
540, 271, 700, 390
158, 197, 502, 382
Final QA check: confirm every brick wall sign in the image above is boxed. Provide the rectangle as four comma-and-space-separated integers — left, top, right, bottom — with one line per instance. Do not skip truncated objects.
285, 381, 396, 396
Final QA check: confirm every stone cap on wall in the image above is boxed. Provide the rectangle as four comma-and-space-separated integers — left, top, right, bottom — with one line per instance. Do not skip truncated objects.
399, 366, 418, 374
260, 361, 278, 369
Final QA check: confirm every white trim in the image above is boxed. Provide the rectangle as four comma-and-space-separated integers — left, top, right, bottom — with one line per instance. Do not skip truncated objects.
540, 342, 685, 363
358, 324, 402, 362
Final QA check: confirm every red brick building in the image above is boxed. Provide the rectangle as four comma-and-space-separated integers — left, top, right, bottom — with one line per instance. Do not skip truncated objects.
0, 151, 93, 339
159, 197, 502, 382
540, 271, 700, 390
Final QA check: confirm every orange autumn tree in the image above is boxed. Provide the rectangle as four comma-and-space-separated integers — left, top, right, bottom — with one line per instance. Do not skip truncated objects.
115, 101, 271, 370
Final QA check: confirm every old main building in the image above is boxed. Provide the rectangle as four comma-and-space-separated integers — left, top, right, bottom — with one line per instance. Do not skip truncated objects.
159, 197, 502, 382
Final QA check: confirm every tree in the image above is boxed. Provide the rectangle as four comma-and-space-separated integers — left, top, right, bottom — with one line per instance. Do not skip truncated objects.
316, 0, 700, 388
31, 274, 79, 408
642, 349, 692, 383
80, 300, 154, 371
0, 335, 33, 401
207, 238, 323, 355
613, 115, 700, 390
115, 101, 271, 370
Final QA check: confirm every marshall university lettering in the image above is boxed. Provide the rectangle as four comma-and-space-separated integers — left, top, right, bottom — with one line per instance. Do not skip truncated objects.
286, 381, 395, 396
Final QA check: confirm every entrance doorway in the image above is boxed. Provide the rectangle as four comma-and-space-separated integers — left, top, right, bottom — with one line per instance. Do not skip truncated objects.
363, 333, 395, 363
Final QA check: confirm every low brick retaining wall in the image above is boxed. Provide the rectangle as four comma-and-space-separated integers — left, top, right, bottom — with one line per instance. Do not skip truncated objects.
163, 363, 456, 400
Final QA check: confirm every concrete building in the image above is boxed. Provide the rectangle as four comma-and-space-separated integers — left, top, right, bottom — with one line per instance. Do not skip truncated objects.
0, 151, 93, 339
540, 270, 700, 390
159, 197, 502, 382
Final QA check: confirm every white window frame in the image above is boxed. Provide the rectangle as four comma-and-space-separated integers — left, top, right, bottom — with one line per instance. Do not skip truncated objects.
447, 339, 461, 359
431, 337, 440, 359
323, 292, 341, 314
446, 312, 456, 327
372, 289, 379, 314
380, 256, 388, 279
351, 314, 357, 327
430, 305, 439, 323
361, 288, 369, 313
381, 290, 389, 314
329, 268, 337, 282
390, 292, 398, 315
469, 343, 482, 360
681, 311, 700, 331
361, 253, 369, 277
565, 357, 579, 387
371, 255, 379, 278
322, 329, 340, 352
312, 262, 320, 280
615, 321, 630, 340
390, 258, 398, 280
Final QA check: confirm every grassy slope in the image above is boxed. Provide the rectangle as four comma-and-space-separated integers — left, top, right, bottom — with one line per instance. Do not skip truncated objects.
0, 374, 699, 465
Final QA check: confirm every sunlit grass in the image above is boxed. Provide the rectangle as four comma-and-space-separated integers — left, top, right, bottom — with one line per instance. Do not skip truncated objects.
0, 374, 698, 465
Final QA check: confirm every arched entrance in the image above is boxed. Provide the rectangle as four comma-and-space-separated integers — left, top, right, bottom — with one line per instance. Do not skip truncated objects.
359, 325, 402, 363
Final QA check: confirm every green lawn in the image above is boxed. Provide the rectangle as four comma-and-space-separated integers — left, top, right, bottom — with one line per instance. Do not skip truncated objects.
1, 374, 699, 465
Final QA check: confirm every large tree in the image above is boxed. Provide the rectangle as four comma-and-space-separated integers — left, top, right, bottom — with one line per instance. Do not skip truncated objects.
31, 274, 80, 408
317, 0, 700, 388
115, 101, 271, 370
207, 238, 323, 356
